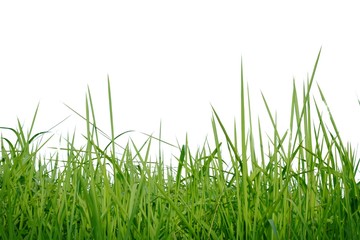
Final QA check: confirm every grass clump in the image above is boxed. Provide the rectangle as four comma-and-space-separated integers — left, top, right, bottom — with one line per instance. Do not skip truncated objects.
1, 49, 359, 239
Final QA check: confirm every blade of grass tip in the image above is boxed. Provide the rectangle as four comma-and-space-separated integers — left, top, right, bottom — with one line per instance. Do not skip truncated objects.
27, 131, 49, 145
130, 136, 153, 169
313, 99, 336, 170
316, 84, 345, 151
261, 93, 289, 162
185, 134, 198, 185
234, 118, 238, 157
247, 83, 259, 170
86, 85, 100, 147
317, 86, 360, 207
289, 80, 301, 158
16, 118, 26, 150
107, 76, 116, 160
89, 141, 124, 179
293, 48, 322, 151
159, 120, 162, 162
240, 58, 249, 232
46, 115, 72, 132
287, 80, 296, 155
280, 80, 300, 190
257, 118, 266, 169
240, 58, 247, 170
63, 102, 113, 144
211, 105, 242, 169
103, 130, 135, 152
128, 136, 152, 163
28, 102, 40, 140
140, 132, 177, 148
210, 114, 222, 159
176, 145, 186, 190
19, 102, 53, 156
0, 127, 22, 153
84, 93, 95, 164
313, 97, 344, 194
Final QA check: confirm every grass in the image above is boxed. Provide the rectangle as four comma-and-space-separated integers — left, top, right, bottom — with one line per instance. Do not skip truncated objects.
1, 49, 359, 239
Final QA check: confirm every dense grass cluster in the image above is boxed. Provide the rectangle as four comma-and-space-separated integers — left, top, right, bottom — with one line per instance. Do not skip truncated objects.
1, 50, 359, 239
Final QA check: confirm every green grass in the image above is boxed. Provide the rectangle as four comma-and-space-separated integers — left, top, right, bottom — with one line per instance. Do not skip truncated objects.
1, 49, 359, 239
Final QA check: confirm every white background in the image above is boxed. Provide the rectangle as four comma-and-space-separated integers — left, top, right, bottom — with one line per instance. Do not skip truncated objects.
1, 2, 360, 165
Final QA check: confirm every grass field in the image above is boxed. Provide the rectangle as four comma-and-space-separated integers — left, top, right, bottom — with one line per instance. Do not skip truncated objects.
1, 50, 359, 239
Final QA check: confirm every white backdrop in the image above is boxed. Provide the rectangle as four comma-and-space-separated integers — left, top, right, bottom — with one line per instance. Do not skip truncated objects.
1, 2, 360, 164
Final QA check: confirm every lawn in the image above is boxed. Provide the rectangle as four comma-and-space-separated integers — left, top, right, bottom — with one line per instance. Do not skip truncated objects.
1, 49, 359, 239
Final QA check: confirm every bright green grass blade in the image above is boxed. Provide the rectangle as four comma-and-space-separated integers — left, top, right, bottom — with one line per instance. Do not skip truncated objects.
107, 76, 116, 161
176, 145, 186, 189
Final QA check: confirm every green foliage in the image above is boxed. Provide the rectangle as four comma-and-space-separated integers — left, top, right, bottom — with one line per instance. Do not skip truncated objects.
1, 50, 359, 239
